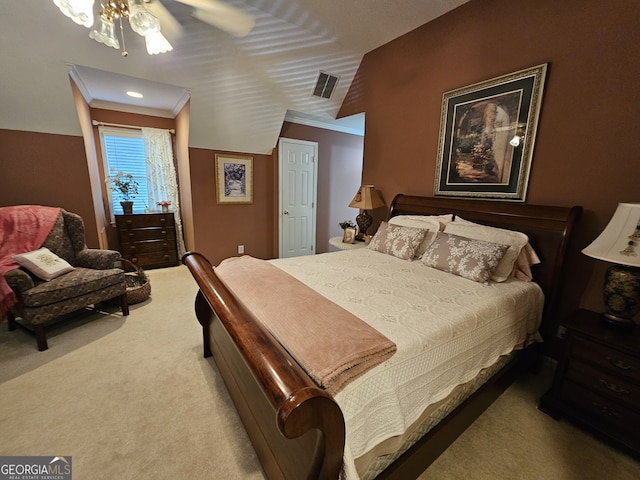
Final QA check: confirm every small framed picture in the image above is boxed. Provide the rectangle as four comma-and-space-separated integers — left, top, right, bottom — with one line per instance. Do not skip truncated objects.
343, 227, 356, 244
215, 154, 253, 204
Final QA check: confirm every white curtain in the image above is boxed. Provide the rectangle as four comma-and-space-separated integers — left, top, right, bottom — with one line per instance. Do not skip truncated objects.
142, 127, 186, 256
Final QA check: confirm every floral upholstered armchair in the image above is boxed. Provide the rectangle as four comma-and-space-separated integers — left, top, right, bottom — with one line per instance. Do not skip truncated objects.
3, 209, 128, 351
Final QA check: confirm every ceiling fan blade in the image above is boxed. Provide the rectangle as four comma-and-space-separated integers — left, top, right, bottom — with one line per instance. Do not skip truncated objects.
175, 0, 255, 37
145, 1, 183, 40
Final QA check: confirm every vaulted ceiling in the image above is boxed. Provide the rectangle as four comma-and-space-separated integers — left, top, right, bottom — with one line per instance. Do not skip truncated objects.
0, 1, 469, 154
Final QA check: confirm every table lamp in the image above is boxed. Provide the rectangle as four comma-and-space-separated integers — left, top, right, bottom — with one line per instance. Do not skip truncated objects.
582, 202, 640, 325
349, 185, 385, 238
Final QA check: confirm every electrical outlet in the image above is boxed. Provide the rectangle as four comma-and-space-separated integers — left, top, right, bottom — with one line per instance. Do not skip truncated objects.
238, 244, 244, 254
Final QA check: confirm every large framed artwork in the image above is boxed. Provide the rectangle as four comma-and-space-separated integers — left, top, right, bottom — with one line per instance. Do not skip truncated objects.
434, 64, 548, 201
215, 154, 254, 204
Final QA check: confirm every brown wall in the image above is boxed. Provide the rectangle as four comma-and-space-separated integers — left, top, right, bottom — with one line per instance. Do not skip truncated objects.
339, 0, 640, 319
189, 147, 276, 265
0, 129, 100, 247
279, 122, 364, 253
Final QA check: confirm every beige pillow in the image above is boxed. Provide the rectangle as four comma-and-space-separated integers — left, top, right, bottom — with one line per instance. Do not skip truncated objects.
421, 232, 509, 283
445, 219, 529, 282
512, 243, 542, 281
13, 247, 74, 281
388, 216, 441, 258
368, 222, 428, 260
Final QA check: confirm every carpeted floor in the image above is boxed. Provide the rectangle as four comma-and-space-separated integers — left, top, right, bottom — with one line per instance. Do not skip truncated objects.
1, 265, 638, 479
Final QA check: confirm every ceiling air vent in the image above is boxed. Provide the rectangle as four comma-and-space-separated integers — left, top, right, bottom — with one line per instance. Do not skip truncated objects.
312, 71, 339, 99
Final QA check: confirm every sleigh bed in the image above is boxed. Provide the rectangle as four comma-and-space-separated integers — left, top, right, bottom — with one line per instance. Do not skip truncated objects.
183, 194, 581, 480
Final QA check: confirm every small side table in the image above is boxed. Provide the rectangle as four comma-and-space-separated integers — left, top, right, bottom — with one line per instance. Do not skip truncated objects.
539, 309, 640, 459
329, 236, 367, 250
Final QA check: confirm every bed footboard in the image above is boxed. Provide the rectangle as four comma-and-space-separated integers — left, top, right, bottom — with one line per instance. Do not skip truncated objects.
184, 252, 345, 480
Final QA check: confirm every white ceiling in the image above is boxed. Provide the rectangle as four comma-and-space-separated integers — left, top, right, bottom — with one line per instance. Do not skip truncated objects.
0, 0, 469, 154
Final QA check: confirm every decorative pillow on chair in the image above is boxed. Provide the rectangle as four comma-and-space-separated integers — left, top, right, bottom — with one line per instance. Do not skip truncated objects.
13, 247, 75, 281
368, 222, 428, 260
421, 232, 509, 283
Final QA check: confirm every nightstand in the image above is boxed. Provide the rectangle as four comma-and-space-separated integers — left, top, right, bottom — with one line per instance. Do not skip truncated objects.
539, 309, 640, 459
329, 236, 367, 250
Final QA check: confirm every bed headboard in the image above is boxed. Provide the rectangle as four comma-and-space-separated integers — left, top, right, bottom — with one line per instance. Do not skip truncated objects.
388, 194, 582, 341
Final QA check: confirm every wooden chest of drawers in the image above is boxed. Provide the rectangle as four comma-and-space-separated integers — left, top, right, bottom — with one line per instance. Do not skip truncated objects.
115, 213, 179, 269
539, 309, 640, 458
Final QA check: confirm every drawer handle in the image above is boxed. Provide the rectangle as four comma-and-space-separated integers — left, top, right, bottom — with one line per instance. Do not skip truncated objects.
160, 218, 166, 223
599, 379, 629, 395
129, 246, 136, 251
126, 219, 132, 226
128, 233, 135, 238
607, 356, 637, 371
593, 401, 620, 418
161, 230, 167, 235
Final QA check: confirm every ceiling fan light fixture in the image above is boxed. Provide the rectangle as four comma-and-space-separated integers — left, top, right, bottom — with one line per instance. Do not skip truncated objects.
144, 30, 173, 55
89, 14, 120, 49
53, 0, 95, 28
128, 0, 160, 36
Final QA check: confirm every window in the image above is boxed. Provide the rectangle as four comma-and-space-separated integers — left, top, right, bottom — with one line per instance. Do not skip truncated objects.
99, 127, 150, 218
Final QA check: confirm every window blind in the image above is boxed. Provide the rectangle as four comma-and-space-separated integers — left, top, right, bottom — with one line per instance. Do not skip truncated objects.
100, 127, 150, 217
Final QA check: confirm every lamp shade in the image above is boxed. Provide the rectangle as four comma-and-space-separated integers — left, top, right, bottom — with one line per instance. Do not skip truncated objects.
349, 185, 385, 210
582, 202, 640, 267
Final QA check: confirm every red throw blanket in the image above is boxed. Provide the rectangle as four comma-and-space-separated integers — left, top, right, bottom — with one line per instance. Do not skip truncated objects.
215, 255, 397, 395
0, 205, 61, 317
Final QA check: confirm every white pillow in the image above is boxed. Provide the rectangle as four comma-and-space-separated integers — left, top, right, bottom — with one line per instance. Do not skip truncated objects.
13, 247, 75, 281
512, 242, 542, 281
388, 216, 441, 258
445, 218, 529, 282
391, 214, 453, 230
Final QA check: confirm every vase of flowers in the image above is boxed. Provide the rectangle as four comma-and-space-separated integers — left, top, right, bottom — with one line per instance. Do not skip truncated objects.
157, 200, 171, 213
110, 171, 139, 214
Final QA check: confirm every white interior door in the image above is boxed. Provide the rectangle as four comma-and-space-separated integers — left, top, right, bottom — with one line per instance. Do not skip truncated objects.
278, 138, 318, 258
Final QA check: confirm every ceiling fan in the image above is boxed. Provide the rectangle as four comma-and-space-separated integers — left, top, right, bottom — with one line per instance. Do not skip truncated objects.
146, 0, 255, 38
53, 0, 255, 56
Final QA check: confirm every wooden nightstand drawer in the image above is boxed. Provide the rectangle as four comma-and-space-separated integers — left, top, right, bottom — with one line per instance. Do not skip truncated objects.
120, 239, 177, 255
116, 213, 173, 229
130, 251, 178, 267
120, 227, 175, 242
571, 336, 640, 383
566, 359, 640, 410
560, 381, 640, 439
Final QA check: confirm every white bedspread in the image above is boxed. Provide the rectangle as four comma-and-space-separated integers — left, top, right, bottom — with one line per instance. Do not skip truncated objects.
271, 248, 544, 479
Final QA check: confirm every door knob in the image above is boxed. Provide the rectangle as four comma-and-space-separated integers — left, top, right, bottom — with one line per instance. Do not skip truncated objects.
283, 210, 289, 215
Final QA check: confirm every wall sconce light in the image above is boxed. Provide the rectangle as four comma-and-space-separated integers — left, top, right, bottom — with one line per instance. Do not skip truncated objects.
509, 123, 527, 147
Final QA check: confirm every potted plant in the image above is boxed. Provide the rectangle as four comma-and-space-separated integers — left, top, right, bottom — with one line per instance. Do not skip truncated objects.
110, 171, 139, 214
339, 220, 356, 230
